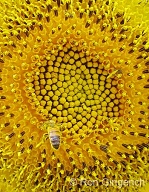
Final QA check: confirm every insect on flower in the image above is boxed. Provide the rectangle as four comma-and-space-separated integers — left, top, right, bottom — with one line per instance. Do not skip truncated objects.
43, 120, 61, 149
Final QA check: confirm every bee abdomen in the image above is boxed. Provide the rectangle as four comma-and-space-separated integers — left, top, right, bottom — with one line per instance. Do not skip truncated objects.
50, 135, 60, 149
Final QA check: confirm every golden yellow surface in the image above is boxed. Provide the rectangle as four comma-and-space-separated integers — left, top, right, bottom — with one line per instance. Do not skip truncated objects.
0, 0, 149, 191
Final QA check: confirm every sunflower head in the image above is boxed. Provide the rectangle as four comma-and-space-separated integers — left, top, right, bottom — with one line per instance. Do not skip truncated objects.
0, 0, 149, 191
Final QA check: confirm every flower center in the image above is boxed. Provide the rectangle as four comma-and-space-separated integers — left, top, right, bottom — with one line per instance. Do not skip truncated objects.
24, 38, 126, 133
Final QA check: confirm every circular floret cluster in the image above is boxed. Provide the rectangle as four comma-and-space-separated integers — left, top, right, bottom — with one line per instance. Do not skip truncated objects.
25, 41, 125, 133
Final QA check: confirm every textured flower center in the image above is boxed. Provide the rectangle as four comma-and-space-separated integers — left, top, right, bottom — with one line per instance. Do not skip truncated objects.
24, 38, 125, 133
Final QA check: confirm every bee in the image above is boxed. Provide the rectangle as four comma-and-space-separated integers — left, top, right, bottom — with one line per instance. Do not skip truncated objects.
47, 120, 61, 149
41, 120, 61, 149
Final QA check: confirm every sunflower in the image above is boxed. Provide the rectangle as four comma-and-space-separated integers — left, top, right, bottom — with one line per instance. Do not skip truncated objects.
0, 0, 149, 192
